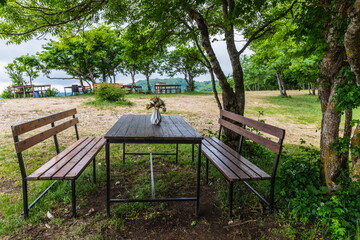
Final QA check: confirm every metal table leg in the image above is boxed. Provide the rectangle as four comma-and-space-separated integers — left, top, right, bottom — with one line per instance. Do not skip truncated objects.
106, 141, 110, 217
196, 143, 201, 216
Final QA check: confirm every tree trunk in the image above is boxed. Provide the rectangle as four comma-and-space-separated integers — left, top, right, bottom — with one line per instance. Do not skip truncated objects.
192, 35, 222, 111
188, 75, 195, 92
222, 0, 245, 115
340, 110, 353, 173
275, 72, 287, 96
350, 122, 360, 181
344, 0, 360, 86
209, 67, 222, 111
187, 8, 243, 116
318, 17, 347, 190
79, 78, 85, 93
102, 72, 106, 83
145, 65, 152, 93
131, 67, 136, 93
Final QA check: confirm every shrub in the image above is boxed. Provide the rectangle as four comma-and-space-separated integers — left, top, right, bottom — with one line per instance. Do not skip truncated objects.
95, 83, 126, 102
278, 145, 360, 239
43, 88, 59, 97
1, 89, 13, 99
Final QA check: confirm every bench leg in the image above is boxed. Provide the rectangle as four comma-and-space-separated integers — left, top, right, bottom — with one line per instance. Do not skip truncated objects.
123, 143, 126, 164
71, 180, 76, 218
175, 144, 179, 164
229, 182, 234, 218
22, 179, 29, 219
93, 157, 96, 184
206, 158, 209, 185
270, 180, 275, 210
191, 144, 194, 163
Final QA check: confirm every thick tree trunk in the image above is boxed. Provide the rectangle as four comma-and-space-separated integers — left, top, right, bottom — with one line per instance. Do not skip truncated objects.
222, 0, 245, 115
318, 29, 347, 190
351, 122, 360, 181
187, 8, 243, 116
188, 75, 195, 92
344, 0, 360, 86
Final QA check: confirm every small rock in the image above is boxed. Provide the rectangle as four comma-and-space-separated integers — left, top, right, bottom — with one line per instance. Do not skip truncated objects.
46, 211, 54, 219
86, 208, 95, 216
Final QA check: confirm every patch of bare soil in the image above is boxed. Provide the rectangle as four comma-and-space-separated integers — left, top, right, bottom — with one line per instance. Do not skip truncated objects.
7, 158, 286, 240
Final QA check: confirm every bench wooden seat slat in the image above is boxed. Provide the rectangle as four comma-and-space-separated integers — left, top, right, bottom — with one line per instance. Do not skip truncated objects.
15, 118, 79, 153
64, 138, 106, 180
51, 137, 104, 180
202, 144, 240, 181
27, 137, 92, 180
205, 137, 271, 180
38, 137, 99, 180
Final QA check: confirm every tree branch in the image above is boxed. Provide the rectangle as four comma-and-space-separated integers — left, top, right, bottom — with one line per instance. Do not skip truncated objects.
238, 0, 298, 55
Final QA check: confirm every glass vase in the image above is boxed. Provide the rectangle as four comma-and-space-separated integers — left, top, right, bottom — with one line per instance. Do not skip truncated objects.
150, 109, 161, 125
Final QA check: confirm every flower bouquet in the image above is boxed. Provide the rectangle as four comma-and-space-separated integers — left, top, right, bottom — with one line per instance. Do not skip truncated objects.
146, 97, 166, 125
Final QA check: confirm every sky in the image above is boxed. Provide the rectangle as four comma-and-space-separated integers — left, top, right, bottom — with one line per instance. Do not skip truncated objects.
0, 36, 251, 93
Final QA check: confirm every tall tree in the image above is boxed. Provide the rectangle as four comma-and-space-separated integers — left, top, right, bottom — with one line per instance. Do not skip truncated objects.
5, 63, 25, 86
162, 46, 207, 92
39, 27, 123, 91
120, 24, 164, 93
6, 54, 42, 86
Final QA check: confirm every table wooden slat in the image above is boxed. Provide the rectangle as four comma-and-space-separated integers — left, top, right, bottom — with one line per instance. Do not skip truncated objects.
105, 115, 202, 142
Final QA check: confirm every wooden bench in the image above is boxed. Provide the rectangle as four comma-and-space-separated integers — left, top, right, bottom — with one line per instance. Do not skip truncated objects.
11, 109, 106, 218
201, 110, 285, 217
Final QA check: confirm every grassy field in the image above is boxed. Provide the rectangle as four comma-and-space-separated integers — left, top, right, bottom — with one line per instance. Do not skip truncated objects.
0, 90, 358, 239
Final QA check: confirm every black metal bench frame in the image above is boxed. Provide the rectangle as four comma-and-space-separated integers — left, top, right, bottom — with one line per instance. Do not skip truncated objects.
11, 109, 105, 219
202, 110, 285, 217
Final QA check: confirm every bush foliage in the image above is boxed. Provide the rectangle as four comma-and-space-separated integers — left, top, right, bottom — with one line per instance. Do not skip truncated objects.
95, 83, 126, 102
1, 89, 13, 99
278, 144, 360, 239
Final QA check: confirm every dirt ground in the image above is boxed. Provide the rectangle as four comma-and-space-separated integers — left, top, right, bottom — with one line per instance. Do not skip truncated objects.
0, 91, 320, 239
0, 90, 320, 146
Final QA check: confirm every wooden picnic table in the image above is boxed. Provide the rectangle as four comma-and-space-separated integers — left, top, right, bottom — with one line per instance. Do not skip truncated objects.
104, 114, 203, 216
154, 82, 181, 94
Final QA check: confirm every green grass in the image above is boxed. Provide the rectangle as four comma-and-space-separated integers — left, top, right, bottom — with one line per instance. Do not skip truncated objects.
248, 94, 360, 127
124, 91, 213, 99
84, 99, 134, 108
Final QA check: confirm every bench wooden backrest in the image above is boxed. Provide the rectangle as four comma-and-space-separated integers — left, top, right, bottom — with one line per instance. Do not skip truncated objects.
219, 110, 285, 154
12, 109, 79, 154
